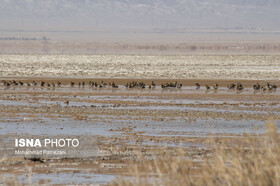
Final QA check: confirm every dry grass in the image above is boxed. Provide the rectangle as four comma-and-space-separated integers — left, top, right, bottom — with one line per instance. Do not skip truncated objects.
111, 120, 280, 186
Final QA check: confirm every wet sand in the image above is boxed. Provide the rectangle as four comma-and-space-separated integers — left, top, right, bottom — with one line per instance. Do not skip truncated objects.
0, 77, 279, 184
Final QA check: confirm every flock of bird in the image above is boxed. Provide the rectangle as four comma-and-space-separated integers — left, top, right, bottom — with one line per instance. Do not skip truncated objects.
0, 80, 278, 92
196, 82, 244, 90
195, 82, 277, 91
1, 80, 177, 89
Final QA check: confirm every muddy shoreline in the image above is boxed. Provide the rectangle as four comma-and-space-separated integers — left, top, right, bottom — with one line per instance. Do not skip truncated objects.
0, 77, 279, 184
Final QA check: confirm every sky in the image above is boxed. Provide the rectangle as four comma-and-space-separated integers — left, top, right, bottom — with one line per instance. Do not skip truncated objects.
0, 0, 280, 32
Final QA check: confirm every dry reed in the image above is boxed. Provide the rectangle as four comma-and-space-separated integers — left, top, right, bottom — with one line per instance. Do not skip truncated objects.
111, 120, 280, 186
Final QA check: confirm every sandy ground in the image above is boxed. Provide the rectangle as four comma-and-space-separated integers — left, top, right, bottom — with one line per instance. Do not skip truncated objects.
1, 55, 280, 80
0, 77, 279, 184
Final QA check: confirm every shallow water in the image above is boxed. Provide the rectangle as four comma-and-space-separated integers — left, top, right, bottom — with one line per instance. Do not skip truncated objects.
130, 118, 280, 136
126, 140, 207, 149
0, 117, 118, 136
0, 100, 39, 107
0, 79, 279, 185
1, 172, 116, 185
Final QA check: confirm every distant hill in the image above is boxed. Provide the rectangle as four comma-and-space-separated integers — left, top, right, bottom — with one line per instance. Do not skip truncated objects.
0, 0, 279, 31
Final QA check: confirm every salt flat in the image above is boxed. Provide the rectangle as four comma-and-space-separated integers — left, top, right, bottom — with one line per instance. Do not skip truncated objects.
0, 55, 280, 80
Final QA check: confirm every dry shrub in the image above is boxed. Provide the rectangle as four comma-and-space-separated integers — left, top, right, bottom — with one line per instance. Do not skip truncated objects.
111, 120, 280, 186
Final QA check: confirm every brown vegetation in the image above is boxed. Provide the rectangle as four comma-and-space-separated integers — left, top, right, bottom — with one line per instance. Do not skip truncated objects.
112, 121, 280, 186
